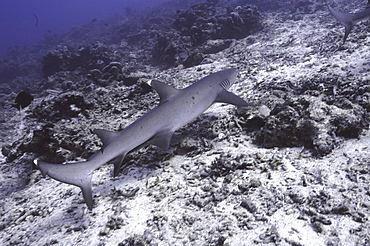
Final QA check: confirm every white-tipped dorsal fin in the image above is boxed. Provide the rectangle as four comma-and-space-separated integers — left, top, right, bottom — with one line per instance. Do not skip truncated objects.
148, 80, 180, 104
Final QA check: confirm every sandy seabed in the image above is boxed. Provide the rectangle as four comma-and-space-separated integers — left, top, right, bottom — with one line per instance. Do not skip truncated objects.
1, 1, 370, 245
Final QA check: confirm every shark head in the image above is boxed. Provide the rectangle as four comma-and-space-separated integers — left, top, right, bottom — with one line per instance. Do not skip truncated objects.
210, 68, 238, 90
189, 68, 238, 91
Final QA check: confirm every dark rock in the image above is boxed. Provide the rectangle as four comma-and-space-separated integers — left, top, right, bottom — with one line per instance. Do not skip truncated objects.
41, 43, 112, 77
254, 104, 302, 148
288, 192, 306, 204
119, 236, 146, 246
3, 123, 66, 163
174, 3, 262, 44
332, 114, 364, 138
209, 154, 241, 177
201, 39, 233, 54
331, 205, 350, 215
61, 80, 73, 90
244, 116, 266, 131
106, 216, 124, 230
87, 69, 102, 82
111, 187, 140, 199
152, 33, 185, 67
31, 92, 94, 122
241, 199, 258, 213
218, 5, 263, 39
248, 93, 368, 156
42, 47, 66, 77
183, 52, 204, 68
312, 221, 328, 235
259, 226, 280, 244
145, 1, 262, 67
311, 215, 331, 225
214, 236, 226, 246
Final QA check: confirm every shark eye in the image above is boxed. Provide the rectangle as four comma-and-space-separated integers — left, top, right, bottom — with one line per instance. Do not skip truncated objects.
220, 79, 230, 89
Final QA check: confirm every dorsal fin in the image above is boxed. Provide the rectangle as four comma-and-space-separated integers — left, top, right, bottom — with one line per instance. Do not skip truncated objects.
148, 80, 180, 104
94, 129, 119, 149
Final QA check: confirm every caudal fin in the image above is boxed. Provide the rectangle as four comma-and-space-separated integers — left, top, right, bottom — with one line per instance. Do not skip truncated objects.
327, 4, 356, 44
35, 159, 94, 210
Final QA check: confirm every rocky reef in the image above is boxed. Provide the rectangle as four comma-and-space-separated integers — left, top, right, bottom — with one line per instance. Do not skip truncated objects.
0, 0, 369, 245
240, 75, 369, 156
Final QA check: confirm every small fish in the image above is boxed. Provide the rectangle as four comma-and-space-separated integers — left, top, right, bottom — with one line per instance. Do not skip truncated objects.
13, 91, 34, 110
33, 13, 39, 27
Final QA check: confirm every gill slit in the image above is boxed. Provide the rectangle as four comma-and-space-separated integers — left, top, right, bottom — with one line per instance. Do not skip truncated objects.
220, 79, 230, 89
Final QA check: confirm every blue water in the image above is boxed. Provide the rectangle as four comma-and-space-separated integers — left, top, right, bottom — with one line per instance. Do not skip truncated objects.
0, 0, 169, 57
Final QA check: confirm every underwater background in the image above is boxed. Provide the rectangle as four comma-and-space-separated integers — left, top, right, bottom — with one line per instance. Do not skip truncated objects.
1, 0, 370, 245
0, 0, 169, 57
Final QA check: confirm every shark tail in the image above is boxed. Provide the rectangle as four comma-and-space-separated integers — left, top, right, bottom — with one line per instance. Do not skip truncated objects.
327, 5, 356, 43
34, 159, 95, 210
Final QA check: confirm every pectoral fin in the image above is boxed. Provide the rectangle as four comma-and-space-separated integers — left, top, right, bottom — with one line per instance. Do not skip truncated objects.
215, 89, 249, 107
148, 129, 174, 150
110, 154, 127, 177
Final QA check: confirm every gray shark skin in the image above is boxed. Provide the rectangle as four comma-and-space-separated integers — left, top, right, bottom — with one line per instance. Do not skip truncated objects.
326, 0, 370, 44
34, 68, 248, 210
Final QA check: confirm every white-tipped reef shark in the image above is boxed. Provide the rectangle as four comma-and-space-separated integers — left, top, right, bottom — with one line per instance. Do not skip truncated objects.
326, 0, 370, 44
34, 68, 248, 210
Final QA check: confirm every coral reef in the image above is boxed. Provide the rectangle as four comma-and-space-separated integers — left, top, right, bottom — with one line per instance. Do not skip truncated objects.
41, 43, 113, 77
239, 75, 369, 156
0, 0, 370, 245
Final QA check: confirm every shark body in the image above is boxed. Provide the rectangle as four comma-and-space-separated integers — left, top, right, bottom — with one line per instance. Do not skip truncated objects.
327, 0, 370, 44
35, 68, 248, 210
